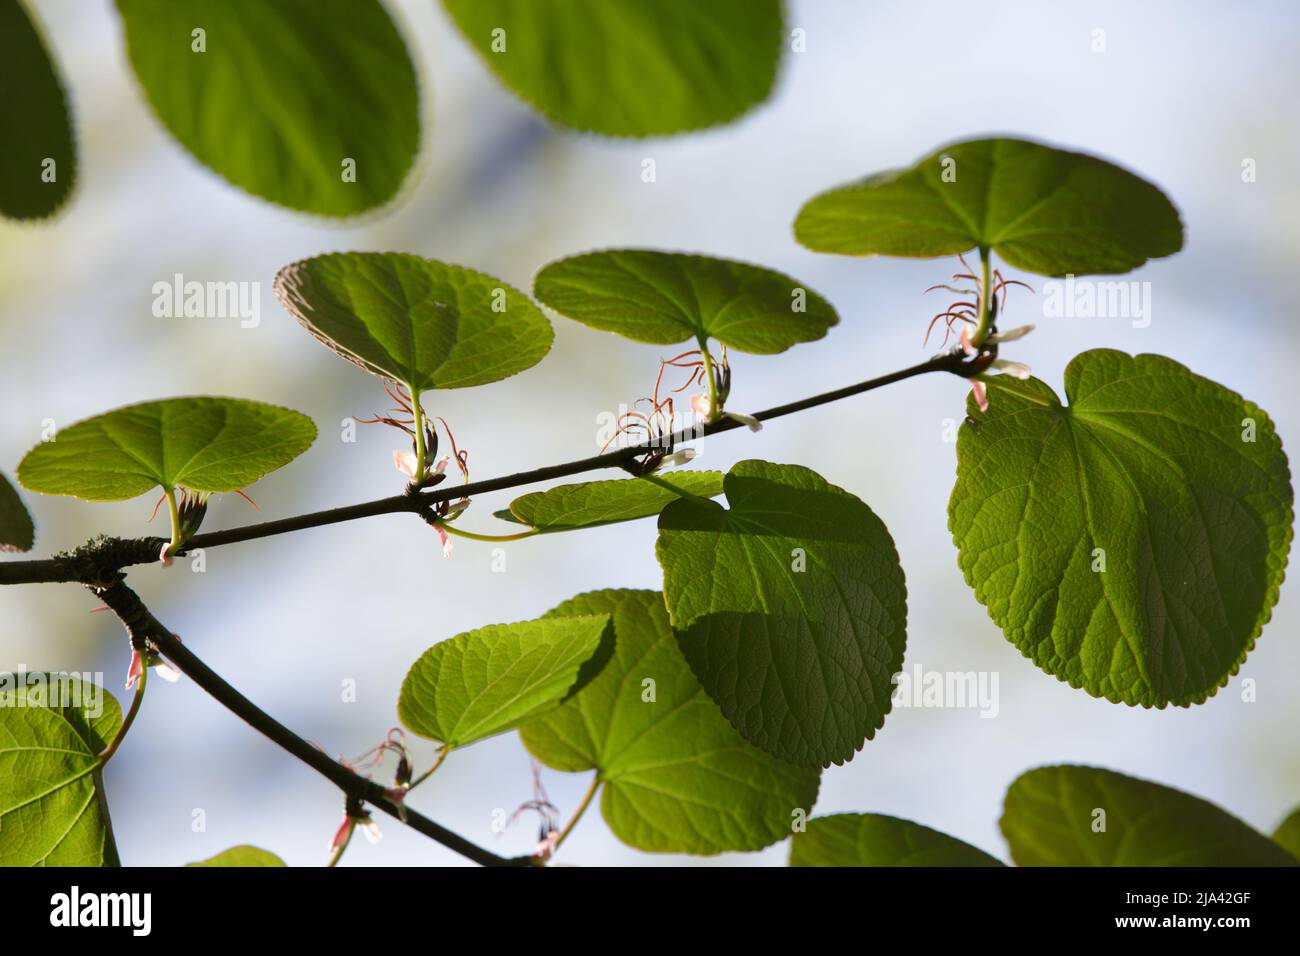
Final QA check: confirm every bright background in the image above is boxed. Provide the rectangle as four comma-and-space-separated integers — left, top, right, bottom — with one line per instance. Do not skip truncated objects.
2, 0, 1298, 866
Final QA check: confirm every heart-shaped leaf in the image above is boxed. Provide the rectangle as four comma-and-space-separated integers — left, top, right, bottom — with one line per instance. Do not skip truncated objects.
1273, 807, 1300, 860
657, 460, 908, 767
0, 673, 121, 866
275, 252, 553, 392
442, 0, 782, 137
950, 350, 1292, 707
520, 590, 820, 855
116, 0, 419, 216
399, 615, 611, 750
1002, 765, 1298, 866
790, 813, 1004, 867
1, 0, 76, 220
533, 250, 838, 353
186, 846, 286, 867
0, 471, 35, 552
795, 137, 1183, 277
496, 472, 724, 532
17, 397, 316, 501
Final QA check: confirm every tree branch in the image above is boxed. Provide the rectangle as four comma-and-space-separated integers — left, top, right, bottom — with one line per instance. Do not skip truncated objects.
90, 576, 532, 868
1, 347, 986, 586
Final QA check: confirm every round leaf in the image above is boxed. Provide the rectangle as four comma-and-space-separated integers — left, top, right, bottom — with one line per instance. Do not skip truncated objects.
186, 845, 286, 867
533, 250, 838, 353
116, 0, 419, 216
950, 350, 1293, 707
498, 472, 724, 532
520, 590, 820, 855
795, 137, 1184, 277
790, 813, 1004, 867
17, 397, 317, 501
657, 460, 908, 767
442, 0, 782, 137
399, 615, 611, 749
0, 0, 76, 220
0, 674, 121, 866
0, 471, 35, 552
275, 252, 554, 391
1002, 765, 1298, 866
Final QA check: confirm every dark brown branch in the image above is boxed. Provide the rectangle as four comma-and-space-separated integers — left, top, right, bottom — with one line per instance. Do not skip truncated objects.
2, 348, 983, 586
91, 577, 532, 868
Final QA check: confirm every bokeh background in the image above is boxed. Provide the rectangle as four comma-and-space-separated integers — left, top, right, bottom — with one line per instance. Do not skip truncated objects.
2, 0, 1298, 866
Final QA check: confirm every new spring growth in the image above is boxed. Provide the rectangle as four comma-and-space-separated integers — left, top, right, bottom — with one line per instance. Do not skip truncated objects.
925, 254, 1035, 412
151, 486, 257, 566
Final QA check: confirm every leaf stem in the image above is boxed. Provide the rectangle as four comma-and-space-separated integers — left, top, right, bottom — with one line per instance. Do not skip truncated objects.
697, 337, 720, 423
972, 248, 994, 347
406, 744, 449, 791
435, 522, 540, 543
163, 487, 182, 558
410, 388, 428, 483
974, 373, 1056, 407
553, 774, 600, 854
99, 666, 147, 765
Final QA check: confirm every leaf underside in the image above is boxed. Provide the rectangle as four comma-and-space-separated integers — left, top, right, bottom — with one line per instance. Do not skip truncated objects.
186, 845, 286, 867
790, 813, 1004, 867
497, 472, 725, 532
0, 471, 35, 552
950, 349, 1293, 707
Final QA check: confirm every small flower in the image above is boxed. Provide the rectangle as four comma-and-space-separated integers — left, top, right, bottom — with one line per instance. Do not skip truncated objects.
690, 393, 710, 418
533, 829, 560, 863
125, 650, 144, 691
358, 818, 383, 845
393, 449, 419, 479
329, 816, 353, 854
434, 524, 453, 558
970, 379, 989, 414
990, 359, 1032, 379
654, 449, 697, 471
988, 323, 1035, 344
158, 542, 174, 568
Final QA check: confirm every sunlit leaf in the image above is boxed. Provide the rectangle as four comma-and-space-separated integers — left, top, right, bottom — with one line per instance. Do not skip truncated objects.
117, 0, 419, 215
950, 350, 1292, 706
442, 0, 782, 137
186, 845, 286, 867
520, 590, 819, 854
0, 471, 35, 552
790, 813, 1004, 867
399, 615, 611, 749
657, 460, 907, 767
1002, 765, 1298, 866
0, 0, 76, 220
534, 250, 837, 353
17, 397, 316, 501
795, 137, 1183, 276
1272, 807, 1300, 860
0, 673, 121, 866
496, 472, 724, 532
275, 252, 553, 392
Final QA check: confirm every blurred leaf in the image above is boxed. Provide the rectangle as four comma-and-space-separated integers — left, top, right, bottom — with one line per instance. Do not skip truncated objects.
520, 590, 819, 854
0, 674, 121, 866
657, 460, 907, 767
0, 0, 77, 220
1002, 765, 1298, 866
116, 0, 419, 216
399, 615, 610, 749
442, 0, 782, 136
497, 472, 724, 532
1272, 807, 1300, 860
950, 350, 1292, 706
275, 252, 553, 391
534, 250, 837, 353
0, 471, 35, 552
790, 813, 1004, 867
17, 397, 316, 501
795, 137, 1183, 276
186, 845, 286, 867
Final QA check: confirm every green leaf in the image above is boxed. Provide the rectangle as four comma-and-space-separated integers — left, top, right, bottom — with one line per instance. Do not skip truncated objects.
1273, 807, 1300, 860
0, 673, 121, 866
790, 813, 1004, 867
795, 137, 1183, 277
0, 471, 34, 552
1001, 765, 1299, 866
275, 252, 553, 392
657, 460, 908, 767
533, 250, 837, 353
520, 590, 819, 854
186, 845, 286, 867
399, 615, 611, 749
442, 0, 782, 137
497, 472, 724, 532
17, 397, 316, 502
949, 350, 1293, 707
116, 0, 419, 216
0, 0, 76, 220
